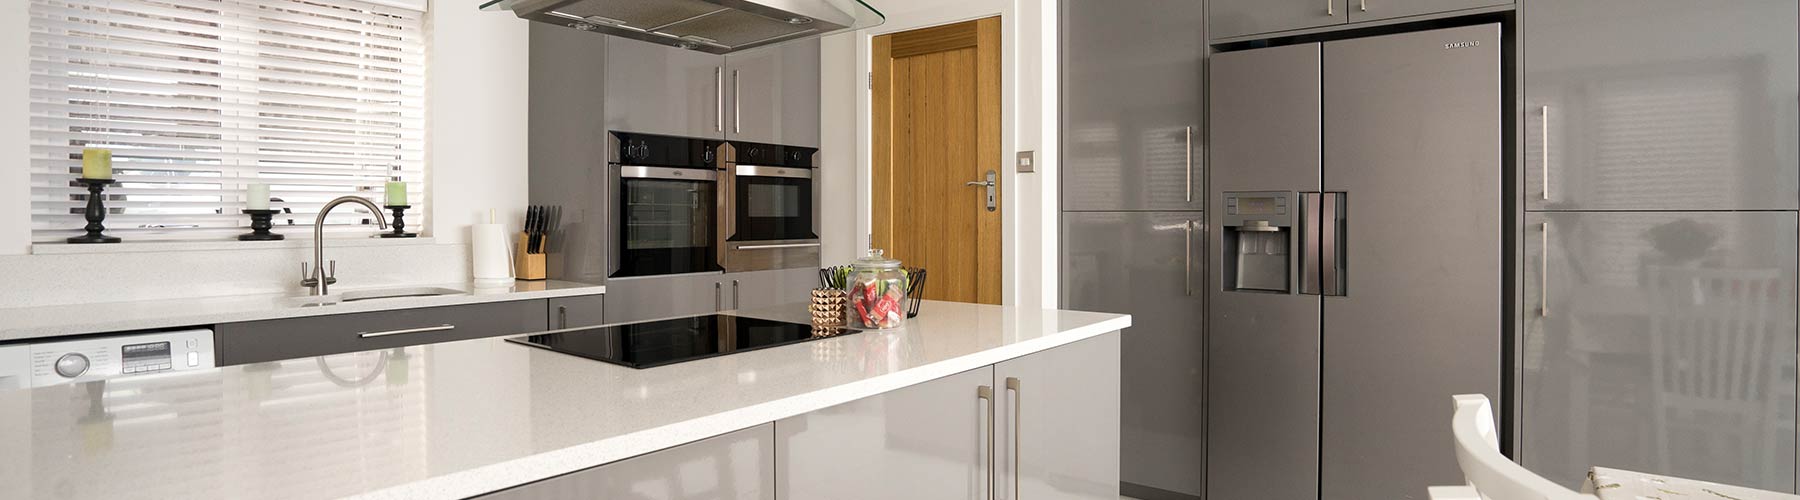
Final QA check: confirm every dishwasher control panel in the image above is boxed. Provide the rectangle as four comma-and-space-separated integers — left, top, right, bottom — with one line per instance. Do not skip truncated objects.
25, 329, 215, 387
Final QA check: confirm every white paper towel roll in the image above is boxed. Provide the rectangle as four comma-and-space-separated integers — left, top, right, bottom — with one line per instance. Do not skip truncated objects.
471, 222, 513, 284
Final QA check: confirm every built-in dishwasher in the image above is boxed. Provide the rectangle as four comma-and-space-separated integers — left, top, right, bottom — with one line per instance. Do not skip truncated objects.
0, 329, 215, 389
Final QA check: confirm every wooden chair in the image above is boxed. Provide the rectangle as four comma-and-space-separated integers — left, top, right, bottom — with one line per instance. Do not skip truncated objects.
1430, 394, 1597, 500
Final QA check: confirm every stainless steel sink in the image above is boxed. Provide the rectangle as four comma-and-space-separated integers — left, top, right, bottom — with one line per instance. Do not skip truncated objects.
285, 286, 466, 307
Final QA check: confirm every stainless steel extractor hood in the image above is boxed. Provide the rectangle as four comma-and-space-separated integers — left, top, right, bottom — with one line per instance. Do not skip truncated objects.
482, 0, 884, 54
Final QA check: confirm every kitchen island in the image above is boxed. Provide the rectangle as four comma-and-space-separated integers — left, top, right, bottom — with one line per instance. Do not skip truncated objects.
0, 301, 1128, 500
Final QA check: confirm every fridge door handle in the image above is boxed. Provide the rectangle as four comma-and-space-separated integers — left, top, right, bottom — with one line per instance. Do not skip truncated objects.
1300, 192, 1322, 295
1540, 221, 1550, 317
1184, 220, 1194, 296
1321, 192, 1343, 296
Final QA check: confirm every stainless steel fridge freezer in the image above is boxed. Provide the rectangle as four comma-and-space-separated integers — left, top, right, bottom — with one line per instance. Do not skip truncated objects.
1207, 24, 1503, 500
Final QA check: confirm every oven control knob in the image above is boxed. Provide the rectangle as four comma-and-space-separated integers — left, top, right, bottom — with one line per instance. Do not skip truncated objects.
54, 353, 89, 378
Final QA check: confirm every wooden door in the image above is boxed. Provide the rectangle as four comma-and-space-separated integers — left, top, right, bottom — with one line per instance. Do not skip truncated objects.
872, 17, 1003, 304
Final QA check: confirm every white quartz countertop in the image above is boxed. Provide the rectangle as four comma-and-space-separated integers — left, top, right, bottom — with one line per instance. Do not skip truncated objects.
0, 301, 1130, 500
0, 280, 606, 341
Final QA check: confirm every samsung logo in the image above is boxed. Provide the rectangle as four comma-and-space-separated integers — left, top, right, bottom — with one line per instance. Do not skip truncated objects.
1444, 41, 1481, 49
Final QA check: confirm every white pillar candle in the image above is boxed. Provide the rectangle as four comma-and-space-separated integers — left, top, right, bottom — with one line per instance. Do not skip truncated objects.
247, 183, 270, 210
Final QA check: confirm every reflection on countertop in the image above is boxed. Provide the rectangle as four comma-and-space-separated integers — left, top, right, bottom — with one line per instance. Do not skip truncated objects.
0, 301, 1131, 500
0, 280, 606, 342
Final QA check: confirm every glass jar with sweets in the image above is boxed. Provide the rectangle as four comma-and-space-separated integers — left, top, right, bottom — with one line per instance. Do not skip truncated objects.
847, 249, 907, 329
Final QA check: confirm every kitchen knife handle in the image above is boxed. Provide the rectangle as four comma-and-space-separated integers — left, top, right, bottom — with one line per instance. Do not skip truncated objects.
978, 385, 995, 500
1006, 377, 1021, 499
1184, 126, 1193, 203
1540, 105, 1551, 201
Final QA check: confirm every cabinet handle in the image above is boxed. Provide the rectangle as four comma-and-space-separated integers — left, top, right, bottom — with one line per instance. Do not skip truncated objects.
1005, 377, 1021, 500
1183, 220, 1194, 296
715, 67, 724, 132
1326, 0, 1334, 15
733, 70, 741, 134
1540, 105, 1551, 201
1358, 0, 1367, 11
557, 305, 568, 330
1540, 222, 1550, 317
978, 385, 996, 500
732, 279, 740, 310
715, 281, 724, 311
358, 324, 454, 339
1184, 126, 1193, 203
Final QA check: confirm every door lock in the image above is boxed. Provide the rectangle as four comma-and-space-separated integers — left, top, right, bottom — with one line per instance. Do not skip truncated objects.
965, 170, 997, 212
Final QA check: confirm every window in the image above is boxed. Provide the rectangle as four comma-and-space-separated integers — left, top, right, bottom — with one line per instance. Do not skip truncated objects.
28, 0, 427, 242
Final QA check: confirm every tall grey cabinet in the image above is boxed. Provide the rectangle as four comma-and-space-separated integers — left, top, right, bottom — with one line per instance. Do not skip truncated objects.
1059, 0, 1206, 498
1516, 0, 1800, 493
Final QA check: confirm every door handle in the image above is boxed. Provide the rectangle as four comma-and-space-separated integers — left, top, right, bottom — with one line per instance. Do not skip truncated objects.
358, 324, 455, 339
715, 281, 723, 311
1540, 105, 1551, 201
731, 279, 740, 310
978, 385, 996, 500
557, 305, 568, 330
1326, 0, 1334, 15
733, 69, 741, 134
966, 170, 997, 212
1005, 377, 1021, 499
1358, 0, 1367, 11
1540, 221, 1550, 317
1321, 192, 1343, 296
1300, 192, 1322, 295
715, 67, 725, 132
1184, 126, 1193, 203
1183, 220, 1194, 296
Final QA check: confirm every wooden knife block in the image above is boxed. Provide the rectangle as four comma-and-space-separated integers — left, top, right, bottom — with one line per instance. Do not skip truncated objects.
515, 232, 546, 281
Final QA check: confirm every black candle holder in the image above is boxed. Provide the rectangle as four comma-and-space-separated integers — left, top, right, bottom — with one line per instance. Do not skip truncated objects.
67, 178, 121, 244
379, 205, 417, 238
239, 209, 284, 241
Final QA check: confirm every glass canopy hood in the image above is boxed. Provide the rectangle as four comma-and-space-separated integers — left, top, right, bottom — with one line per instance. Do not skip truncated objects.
480, 0, 884, 54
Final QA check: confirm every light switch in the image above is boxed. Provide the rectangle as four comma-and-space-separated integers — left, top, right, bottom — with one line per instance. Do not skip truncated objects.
1016, 150, 1035, 173
187, 351, 200, 367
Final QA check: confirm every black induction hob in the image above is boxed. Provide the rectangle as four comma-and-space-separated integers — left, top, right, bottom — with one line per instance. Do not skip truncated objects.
506, 314, 859, 369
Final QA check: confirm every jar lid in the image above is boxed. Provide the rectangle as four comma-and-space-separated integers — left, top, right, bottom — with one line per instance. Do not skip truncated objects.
852, 248, 901, 269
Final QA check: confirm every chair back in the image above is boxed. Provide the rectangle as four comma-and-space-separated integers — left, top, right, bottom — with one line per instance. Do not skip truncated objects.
1439, 394, 1596, 500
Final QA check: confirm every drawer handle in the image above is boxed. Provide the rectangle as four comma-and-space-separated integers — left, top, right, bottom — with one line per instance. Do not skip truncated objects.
358, 324, 455, 339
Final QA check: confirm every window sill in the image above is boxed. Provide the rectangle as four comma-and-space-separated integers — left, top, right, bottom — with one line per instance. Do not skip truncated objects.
32, 236, 440, 255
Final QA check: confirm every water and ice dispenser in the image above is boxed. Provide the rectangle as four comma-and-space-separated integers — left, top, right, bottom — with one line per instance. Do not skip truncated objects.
1222, 192, 1294, 293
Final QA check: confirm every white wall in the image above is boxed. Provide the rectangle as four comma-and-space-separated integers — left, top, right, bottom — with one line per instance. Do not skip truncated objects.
820, 0, 1059, 308
0, 1, 531, 307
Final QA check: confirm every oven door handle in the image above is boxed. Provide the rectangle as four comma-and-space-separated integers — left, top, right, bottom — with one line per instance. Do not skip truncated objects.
616, 165, 719, 181
735, 242, 822, 250
733, 165, 813, 179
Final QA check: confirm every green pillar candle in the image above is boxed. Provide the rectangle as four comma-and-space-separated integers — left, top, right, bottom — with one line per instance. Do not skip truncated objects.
385, 181, 407, 206
81, 148, 112, 180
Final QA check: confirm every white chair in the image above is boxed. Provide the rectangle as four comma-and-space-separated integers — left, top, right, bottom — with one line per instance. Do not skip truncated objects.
1429, 394, 1598, 500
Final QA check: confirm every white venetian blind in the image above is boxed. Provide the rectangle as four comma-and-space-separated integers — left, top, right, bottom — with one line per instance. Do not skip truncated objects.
28, 0, 427, 242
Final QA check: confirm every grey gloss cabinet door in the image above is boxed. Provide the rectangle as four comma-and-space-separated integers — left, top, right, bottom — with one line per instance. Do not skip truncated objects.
1523, 0, 1798, 210
475, 424, 774, 500
1060, 0, 1204, 211
1344, 0, 1511, 24
1208, 0, 1345, 40
1520, 211, 1798, 492
215, 300, 547, 366
548, 294, 605, 330
603, 274, 730, 324
776, 366, 996, 500
607, 36, 724, 139
995, 334, 1122, 500
728, 268, 816, 312
725, 40, 821, 148
1061, 212, 1204, 496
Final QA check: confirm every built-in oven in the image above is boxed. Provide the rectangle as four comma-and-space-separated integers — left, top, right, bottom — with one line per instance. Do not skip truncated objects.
724, 141, 820, 272
608, 132, 727, 279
